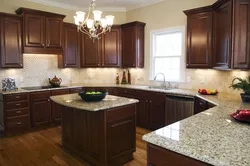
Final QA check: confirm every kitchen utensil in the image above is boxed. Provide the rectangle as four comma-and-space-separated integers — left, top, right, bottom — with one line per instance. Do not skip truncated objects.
48, 75, 62, 87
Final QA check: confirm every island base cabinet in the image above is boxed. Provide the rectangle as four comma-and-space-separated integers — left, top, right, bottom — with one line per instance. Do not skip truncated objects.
61, 104, 136, 166
147, 144, 211, 166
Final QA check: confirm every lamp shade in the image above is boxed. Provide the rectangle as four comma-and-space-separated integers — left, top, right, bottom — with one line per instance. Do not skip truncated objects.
87, 19, 94, 28
93, 10, 102, 21
106, 15, 114, 25
74, 16, 80, 25
76, 11, 85, 22
101, 18, 107, 28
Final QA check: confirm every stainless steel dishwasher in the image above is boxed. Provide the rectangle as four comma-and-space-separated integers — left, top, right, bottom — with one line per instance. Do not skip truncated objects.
165, 94, 194, 125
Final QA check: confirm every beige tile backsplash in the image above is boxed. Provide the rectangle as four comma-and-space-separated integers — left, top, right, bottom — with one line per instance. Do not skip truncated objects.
0, 54, 248, 95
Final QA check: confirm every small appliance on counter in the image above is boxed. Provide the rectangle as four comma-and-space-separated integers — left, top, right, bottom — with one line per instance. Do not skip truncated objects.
1, 78, 18, 91
48, 75, 62, 87
231, 110, 250, 123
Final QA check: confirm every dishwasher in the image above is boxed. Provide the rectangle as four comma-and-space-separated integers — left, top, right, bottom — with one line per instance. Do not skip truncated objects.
165, 94, 194, 125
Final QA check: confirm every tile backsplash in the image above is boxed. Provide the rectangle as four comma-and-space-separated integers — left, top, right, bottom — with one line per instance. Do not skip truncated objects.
0, 54, 248, 95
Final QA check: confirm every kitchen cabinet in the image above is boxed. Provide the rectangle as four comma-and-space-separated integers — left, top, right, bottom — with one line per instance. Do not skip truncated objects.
0, 13, 23, 68
101, 25, 121, 67
58, 23, 80, 68
232, 0, 250, 69
213, 0, 232, 69
51, 89, 69, 124
81, 26, 121, 68
147, 144, 210, 166
184, 7, 213, 68
30, 91, 51, 127
80, 33, 102, 67
0, 93, 30, 135
15, 8, 65, 54
69, 87, 83, 94
194, 97, 215, 114
121, 21, 145, 68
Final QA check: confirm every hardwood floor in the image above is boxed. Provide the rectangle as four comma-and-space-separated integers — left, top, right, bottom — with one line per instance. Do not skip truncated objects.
0, 127, 151, 166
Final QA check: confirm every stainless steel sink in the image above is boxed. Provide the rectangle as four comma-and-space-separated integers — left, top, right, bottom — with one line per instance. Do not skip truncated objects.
147, 86, 173, 90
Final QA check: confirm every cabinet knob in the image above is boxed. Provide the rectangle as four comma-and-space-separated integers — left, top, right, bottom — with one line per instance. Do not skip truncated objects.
47, 44, 50, 47
42, 44, 45, 47
20, 64, 23, 67
48, 99, 50, 102
16, 122, 22, 125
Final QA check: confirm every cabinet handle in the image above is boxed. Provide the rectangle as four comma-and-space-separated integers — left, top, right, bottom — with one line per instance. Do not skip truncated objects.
16, 122, 22, 125
15, 96, 21, 99
47, 44, 50, 47
42, 44, 45, 47
48, 99, 50, 102
16, 103, 21, 106
20, 64, 23, 67
16, 111, 22, 114
150, 101, 152, 103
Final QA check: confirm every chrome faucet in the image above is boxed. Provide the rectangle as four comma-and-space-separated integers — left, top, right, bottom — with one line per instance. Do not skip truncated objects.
154, 73, 171, 88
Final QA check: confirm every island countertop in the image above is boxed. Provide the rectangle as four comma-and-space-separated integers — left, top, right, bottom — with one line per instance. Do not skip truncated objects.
50, 93, 139, 111
143, 93, 250, 166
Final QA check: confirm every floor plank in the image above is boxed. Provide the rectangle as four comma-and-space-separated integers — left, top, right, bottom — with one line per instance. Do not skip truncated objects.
0, 127, 151, 166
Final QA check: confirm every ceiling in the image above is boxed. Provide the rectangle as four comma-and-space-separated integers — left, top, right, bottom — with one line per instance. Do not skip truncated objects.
28, 0, 165, 11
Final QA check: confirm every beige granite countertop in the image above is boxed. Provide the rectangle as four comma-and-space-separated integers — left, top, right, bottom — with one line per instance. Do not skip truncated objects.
50, 94, 139, 111
1, 83, 249, 165
143, 92, 250, 166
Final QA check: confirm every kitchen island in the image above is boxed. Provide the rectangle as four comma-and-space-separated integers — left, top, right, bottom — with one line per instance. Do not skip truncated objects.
50, 94, 139, 166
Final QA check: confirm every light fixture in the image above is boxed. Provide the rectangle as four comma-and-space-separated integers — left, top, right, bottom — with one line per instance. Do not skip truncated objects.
74, 0, 115, 41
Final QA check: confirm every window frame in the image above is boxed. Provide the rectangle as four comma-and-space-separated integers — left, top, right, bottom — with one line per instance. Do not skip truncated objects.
150, 26, 186, 83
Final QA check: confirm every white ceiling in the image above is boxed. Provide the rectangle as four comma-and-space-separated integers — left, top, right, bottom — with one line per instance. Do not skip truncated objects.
28, 0, 165, 11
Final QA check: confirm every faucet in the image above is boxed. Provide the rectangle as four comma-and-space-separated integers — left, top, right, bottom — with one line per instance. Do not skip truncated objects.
154, 73, 171, 88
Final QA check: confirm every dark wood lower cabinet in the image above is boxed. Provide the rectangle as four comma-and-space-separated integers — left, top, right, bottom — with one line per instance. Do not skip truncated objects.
69, 87, 83, 94
61, 104, 136, 166
147, 144, 211, 166
30, 91, 51, 127
51, 89, 69, 124
194, 97, 216, 114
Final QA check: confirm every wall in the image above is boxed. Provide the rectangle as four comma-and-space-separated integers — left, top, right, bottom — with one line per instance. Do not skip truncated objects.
125, 0, 250, 94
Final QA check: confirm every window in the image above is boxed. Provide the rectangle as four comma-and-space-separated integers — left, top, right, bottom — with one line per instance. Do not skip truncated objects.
150, 26, 185, 82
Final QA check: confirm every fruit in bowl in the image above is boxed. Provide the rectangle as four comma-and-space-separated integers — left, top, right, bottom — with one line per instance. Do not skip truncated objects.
78, 91, 108, 102
198, 89, 218, 95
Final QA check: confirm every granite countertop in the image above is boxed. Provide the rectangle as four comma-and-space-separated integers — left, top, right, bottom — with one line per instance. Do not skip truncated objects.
143, 92, 250, 166
50, 94, 139, 111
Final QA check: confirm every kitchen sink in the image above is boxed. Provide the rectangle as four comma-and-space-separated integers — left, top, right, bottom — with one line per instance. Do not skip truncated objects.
147, 86, 173, 90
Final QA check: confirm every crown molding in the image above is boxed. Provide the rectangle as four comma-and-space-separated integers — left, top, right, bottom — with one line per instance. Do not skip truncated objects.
127, 0, 165, 11
27, 0, 127, 12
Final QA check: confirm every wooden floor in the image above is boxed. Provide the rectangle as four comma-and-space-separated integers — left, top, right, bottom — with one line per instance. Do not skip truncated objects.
0, 127, 151, 166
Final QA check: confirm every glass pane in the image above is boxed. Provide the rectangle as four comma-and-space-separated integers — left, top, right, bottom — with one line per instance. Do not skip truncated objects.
155, 32, 182, 57
154, 57, 181, 81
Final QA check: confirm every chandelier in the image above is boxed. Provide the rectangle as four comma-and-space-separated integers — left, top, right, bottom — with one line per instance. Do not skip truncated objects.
74, 0, 115, 41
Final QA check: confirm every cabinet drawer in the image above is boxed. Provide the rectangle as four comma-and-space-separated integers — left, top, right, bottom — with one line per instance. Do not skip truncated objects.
6, 115, 30, 133
30, 91, 51, 100
5, 93, 28, 102
6, 108, 29, 118
5, 101, 29, 110
107, 104, 136, 122
51, 89, 69, 96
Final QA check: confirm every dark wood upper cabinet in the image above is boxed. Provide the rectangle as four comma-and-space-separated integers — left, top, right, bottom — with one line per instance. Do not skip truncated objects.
185, 0, 250, 70
213, 0, 233, 69
58, 23, 80, 68
81, 33, 102, 67
233, 0, 250, 69
46, 17, 63, 48
121, 21, 145, 68
184, 7, 213, 68
0, 13, 23, 68
15, 8, 65, 54
101, 25, 121, 67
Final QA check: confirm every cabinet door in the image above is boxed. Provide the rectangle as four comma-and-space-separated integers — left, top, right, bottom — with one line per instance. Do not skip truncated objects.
122, 26, 136, 68
81, 34, 101, 67
136, 97, 149, 128
51, 89, 69, 123
148, 93, 165, 130
62, 23, 80, 68
186, 12, 213, 68
0, 15, 23, 68
46, 17, 63, 48
233, 0, 250, 69
102, 26, 121, 67
24, 14, 45, 48
213, 0, 232, 69
30, 91, 51, 127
